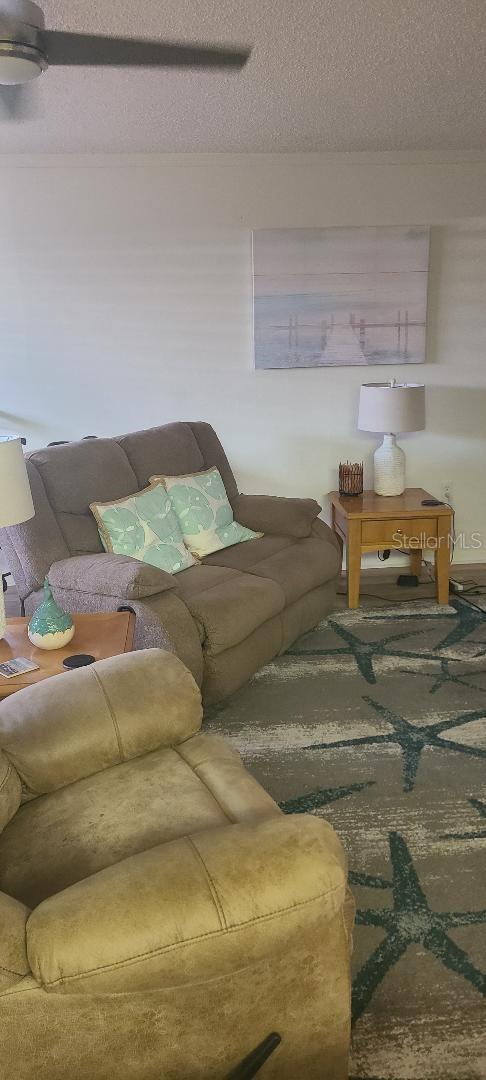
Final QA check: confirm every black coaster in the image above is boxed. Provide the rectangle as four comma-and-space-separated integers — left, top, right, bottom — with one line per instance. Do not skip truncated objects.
63, 654, 96, 669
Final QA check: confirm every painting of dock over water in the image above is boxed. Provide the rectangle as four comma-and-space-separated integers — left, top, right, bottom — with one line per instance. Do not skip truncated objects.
252, 226, 429, 368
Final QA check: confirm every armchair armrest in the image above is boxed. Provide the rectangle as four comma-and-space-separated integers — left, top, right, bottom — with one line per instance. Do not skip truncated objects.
232, 494, 321, 538
49, 553, 177, 600
27, 814, 347, 995
0, 649, 202, 797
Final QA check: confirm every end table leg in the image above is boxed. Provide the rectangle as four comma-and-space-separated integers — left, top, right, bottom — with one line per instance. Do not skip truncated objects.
435, 519, 451, 604
347, 522, 361, 609
410, 549, 422, 577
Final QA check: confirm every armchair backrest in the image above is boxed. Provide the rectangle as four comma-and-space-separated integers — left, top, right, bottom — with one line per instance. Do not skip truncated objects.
0, 422, 238, 601
0, 649, 202, 801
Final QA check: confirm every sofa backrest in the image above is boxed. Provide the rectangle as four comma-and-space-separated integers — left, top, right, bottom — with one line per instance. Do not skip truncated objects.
0, 422, 238, 601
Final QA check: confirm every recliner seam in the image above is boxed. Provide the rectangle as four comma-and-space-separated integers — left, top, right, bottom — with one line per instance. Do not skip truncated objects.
92, 669, 125, 763
173, 746, 234, 823
0, 963, 27, 977
38, 884, 342, 988
0, 980, 39, 997
185, 836, 227, 931
0, 762, 15, 794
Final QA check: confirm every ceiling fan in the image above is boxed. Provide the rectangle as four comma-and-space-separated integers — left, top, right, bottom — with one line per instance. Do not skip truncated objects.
0, 0, 251, 117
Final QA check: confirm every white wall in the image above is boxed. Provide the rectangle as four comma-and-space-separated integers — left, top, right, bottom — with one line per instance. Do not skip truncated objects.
1, 150, 486, 564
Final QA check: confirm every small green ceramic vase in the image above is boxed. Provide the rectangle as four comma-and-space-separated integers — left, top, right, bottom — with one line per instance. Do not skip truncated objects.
28, 577, 75, 651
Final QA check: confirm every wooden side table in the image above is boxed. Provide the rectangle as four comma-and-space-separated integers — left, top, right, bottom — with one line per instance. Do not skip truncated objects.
0, 611, 135, 699
329, 488, 453, 609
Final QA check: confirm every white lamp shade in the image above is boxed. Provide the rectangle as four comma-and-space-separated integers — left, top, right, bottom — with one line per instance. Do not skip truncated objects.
0, 436, 35, 528
358, 382, 425, 434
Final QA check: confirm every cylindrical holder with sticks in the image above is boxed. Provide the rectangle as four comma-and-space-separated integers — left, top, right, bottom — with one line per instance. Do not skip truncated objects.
339, 461, 363, 497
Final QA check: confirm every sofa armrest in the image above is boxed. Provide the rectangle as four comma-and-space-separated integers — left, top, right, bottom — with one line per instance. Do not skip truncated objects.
0, 649, 202, 797
27, 815, 347, 995
232, 494, 321, 538
311, 516, 343, 559
49, 553, 177, 600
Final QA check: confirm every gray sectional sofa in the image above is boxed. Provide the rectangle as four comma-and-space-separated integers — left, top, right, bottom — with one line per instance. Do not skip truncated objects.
0, 422, 341, 703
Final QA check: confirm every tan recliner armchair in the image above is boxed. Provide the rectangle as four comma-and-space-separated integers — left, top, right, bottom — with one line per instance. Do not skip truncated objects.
0, 650, 353, 1080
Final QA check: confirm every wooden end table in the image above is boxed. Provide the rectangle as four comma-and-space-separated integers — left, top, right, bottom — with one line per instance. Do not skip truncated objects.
0, 610, 135, 699
329, 488, 453, 609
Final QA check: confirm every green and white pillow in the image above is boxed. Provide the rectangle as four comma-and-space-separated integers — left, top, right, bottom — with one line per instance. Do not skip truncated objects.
150, 467, 262, 558
90, 482, 196, 574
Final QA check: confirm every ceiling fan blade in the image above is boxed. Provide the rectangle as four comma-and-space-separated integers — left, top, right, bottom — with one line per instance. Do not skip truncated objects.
0, 83, 36, 119
41, 31, 250, 70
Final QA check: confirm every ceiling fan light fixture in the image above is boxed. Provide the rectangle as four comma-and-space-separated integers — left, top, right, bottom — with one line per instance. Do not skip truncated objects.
0, 42, 46, 83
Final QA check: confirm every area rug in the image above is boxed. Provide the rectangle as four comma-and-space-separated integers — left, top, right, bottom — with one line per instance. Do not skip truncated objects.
204, 595, 486, 1080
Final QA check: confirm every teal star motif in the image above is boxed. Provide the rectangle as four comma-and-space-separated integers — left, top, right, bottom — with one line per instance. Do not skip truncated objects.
434, 595, 486, 652
279, 780, 374, 815
440, 797, 486, 841
287, 615, 442, 685
303, 696, 486, 792
351, 831, 486, 1025
400, 657, 486, 694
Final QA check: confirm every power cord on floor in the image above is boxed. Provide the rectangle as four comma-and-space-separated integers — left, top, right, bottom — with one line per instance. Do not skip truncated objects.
337, 589, 436, 605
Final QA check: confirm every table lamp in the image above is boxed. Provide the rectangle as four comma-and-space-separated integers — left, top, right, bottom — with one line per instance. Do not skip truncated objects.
0, 435, 35, 638
358, 380, 425, 496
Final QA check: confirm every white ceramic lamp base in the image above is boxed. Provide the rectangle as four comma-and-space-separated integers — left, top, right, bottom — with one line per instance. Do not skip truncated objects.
373, 434, 406, 496
0, 586, 5, 640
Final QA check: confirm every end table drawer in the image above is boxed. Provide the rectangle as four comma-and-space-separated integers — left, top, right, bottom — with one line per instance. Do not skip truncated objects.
362, 517, 437, 548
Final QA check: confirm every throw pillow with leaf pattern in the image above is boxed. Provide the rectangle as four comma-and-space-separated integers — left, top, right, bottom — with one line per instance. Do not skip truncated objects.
149, 467, 262, 558
90, 482, 196, 574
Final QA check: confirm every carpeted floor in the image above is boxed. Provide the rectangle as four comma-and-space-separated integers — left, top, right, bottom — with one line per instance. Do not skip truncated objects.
205, 594, 486, 1080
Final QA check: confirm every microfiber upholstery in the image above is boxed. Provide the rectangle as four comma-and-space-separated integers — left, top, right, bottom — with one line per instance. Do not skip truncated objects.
0, 421, 341, 703
179, 572, 285, 655
0, 734, 279, 909
216, 536, 341, 605
115, 423, 205, 489
0, 651, 353, 1078
28, 439, 140, 556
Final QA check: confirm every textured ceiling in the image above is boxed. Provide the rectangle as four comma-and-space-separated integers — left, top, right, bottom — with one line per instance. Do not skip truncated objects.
1, 0, 486, 153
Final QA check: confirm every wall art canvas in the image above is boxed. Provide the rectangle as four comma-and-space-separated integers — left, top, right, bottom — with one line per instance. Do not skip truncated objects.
252, 226, 430, 368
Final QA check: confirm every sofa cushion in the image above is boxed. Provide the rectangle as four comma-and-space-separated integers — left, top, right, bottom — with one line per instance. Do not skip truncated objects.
203, 534, 294, 569
29, 440, 139, 556
243, 536, 341, 604
181, 572, 285, 655
204, 533, 340, 605
174, 564, 241, 602
174, 565, 243, 644
116, 423, 204, 489
0, 735, 279, 908
188, 421, 239, 501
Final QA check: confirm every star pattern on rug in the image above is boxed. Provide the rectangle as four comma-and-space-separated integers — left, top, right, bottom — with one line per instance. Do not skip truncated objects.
434, 595, 486, 653
400, 657, 486, 694
440, 797, 486, 841
278, 779, 375, 815
286, 600, 482, 686
351, 831, 486, 1025
303, 696, 486, 792
287, 615, 434, 685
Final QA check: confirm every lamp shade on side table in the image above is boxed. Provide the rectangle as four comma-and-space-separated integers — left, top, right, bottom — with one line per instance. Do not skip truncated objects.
358, 382, 425, 496
0, 436, 34, 637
